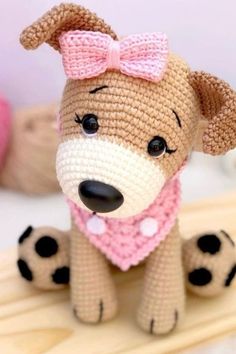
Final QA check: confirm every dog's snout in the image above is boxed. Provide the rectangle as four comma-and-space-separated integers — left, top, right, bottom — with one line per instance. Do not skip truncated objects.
79, 180, 124, 213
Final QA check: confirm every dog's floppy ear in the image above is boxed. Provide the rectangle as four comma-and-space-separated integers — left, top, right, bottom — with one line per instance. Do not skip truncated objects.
20, 2, 117, 51
190, 71, 236, 155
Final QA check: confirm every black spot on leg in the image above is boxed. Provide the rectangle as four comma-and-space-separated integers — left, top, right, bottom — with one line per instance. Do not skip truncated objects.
35, 236, 58, 258
197, 234, 221, 254
188, 268, 212, 286
52, 266, 70, 284
221, 230, 235, 247
17, 259, 33, 281
225, 264, 236, 287
18, 226, 33, 244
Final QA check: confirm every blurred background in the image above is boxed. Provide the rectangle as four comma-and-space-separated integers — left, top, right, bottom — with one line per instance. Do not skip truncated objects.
0, 0, 236, 250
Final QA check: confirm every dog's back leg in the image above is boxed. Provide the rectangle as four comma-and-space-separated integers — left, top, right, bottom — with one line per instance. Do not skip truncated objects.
17, 226, 70, 289
183, 230, 236, 297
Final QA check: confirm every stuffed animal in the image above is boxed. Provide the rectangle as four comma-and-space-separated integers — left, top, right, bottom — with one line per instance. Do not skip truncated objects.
17, 3, 236, 335
0, 103, 60, 194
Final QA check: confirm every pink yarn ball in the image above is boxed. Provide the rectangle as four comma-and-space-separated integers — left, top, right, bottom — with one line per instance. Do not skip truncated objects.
0, 95, 11, 169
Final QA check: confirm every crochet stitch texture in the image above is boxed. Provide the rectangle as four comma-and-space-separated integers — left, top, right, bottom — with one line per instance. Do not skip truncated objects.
18, 2, 236, 336
59, 31, 169, 82
69, 174, 181, 271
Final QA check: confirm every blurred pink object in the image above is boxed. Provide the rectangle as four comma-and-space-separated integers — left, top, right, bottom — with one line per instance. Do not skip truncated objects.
0, 95, 11, 169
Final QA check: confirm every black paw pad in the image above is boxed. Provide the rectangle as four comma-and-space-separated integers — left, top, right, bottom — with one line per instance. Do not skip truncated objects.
197, 234, 221, 254
17, 259, 33, 281
52, 266, 70, 284
225, 264, 236, 287
18, 226, 33, 244
188, 267, 212, 286
35, 236, 58, 258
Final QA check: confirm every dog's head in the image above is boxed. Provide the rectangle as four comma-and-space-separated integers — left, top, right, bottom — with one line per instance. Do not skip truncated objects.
20, 3, 236, 218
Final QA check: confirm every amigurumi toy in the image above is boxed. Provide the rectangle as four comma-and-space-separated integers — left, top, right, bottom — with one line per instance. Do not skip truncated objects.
17, 3, 236, 335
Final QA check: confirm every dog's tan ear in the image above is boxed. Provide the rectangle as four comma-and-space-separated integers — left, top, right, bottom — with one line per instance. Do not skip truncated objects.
20, 3, 117, 51
190, 71, 236, 155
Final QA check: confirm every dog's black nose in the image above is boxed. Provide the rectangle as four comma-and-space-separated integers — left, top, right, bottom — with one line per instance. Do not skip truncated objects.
79, 180, 124, 213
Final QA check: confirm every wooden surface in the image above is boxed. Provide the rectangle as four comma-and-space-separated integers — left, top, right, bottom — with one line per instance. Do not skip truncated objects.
1, 192, 236, 354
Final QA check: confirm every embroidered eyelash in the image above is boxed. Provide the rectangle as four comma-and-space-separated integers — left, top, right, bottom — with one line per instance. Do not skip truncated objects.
74, 113, 82, 124
166, 147, 177, 154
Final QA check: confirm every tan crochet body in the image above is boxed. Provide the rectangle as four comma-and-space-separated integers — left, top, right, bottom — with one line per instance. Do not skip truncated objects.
17, 3, 236, 335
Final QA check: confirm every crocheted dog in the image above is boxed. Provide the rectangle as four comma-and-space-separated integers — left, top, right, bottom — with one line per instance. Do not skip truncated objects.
18, 3, 236, 335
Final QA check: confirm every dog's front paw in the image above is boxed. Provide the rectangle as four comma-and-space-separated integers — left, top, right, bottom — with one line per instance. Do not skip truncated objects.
137, 305, 182, 335
72, 295, 118, 324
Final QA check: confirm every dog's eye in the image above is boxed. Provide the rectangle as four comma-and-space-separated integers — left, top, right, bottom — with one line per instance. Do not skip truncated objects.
147, 136, 176, 158
148, 136, 166, 158
82, 114, 99, 136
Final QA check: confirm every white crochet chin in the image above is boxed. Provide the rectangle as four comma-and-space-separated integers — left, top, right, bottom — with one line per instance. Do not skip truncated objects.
56, 138, 166, 218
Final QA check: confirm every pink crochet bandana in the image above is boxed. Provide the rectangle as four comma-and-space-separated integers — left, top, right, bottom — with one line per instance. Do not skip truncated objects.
68, 173, 181, 271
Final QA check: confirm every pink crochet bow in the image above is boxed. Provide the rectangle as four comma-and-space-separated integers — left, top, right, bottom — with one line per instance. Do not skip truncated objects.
59, 31, 169, 82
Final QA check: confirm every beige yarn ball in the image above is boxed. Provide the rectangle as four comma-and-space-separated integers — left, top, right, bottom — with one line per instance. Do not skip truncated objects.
0, 104, 60, 195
